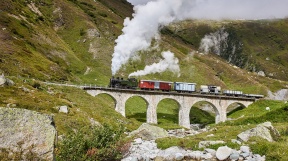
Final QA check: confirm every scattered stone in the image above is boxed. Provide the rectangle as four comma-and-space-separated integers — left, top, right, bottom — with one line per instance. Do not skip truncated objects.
129, 123, 169, 140
257, 71, 265, 77
20, 86, 31, 93
0, 107, 56, 160
230, 151, 240, 160
187, 151, 202, 160
207, 134, 214, 137
122, 138, 264, 161
240, 145, 250, 153
204, 148, 216, 157
199, 140, 225, 149
241, 152, 250, 158
216, 146, 232, 160
58, 105, 69, 114
89, 118, 101, 127
5, 78, 15, 86
231, 139, 242, 145
0, 74, 6, 86
237, 122, 280, 142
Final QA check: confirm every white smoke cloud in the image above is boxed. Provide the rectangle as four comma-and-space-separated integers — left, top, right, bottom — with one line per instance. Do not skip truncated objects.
199, 28, 229, 54
112, 0, 288, 75
128, 51, 180, 77
127, 0, 154, 5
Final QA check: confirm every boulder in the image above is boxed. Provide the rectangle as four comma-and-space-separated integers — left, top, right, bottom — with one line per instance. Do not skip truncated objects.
129, 123, 169, 140
216, 146, 232, 160
59, 105, 69, 114
0, 74, 14, 86
0, 107, 56, 160
237, 122, 280, 142
5, 78, 14, 86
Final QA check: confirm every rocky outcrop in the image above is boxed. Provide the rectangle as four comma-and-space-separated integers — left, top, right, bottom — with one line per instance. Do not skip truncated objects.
129, 123, 169, 140
267, 89, 288, 101
237, 122, 280, 142
0, 107, 56, 160
0, 74, 14, 86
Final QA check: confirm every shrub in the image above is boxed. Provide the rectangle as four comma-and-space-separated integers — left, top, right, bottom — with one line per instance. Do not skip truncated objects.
57, 124, 126, 161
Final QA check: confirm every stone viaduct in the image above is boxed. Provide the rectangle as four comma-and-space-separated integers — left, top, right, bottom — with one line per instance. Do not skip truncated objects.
84, 87, 255, 128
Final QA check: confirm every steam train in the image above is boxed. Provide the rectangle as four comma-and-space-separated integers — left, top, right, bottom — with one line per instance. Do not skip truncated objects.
109, 77, 264, 98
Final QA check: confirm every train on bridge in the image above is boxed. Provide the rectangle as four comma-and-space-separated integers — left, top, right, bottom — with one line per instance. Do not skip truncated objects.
108, 77, 264, 99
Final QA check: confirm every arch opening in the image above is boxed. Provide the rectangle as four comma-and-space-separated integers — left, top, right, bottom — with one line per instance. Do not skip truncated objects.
125, 96, 148, 122
95, 93, 116, 109
157, 98, 180, 128
190, 101, 218, 125
227, 102, 246, 120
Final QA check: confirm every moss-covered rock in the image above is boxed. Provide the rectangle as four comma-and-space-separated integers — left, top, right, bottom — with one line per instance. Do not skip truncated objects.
0, 107, 56, 160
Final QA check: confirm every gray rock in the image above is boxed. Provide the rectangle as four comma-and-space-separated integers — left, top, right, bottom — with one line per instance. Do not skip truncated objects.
0, 107, 56, 160
175, 153, 184, 160
199, 140, 225, 149
230, 151, 240, 160
0, 74, 6, 86
129, 123, 169, 140
237, 122, 280, 142
59, 105, 69, 114
267, 89, 288, 101
158, 146, 187, 159
216, 146, 232, 160
187, 151, 202, 160
231, 139, 242, 145
257, 71, 265, 77
5, 78, 14, 86
240, 146, 250, 153
241, 152, 250, 158
204, 148, 216, 156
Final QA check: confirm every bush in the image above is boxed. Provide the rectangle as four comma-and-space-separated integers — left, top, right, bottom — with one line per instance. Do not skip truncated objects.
57, 124, 126, 161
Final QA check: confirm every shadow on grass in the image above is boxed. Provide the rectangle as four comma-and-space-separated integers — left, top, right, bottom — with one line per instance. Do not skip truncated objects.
127, 113, 146, 122
190, 107, 215, 125
227, 106, 245, 116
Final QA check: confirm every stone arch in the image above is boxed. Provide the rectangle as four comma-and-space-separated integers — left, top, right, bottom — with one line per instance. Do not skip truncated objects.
125, 95, 149, 122
190, 100, 219, 125
156, 98, 181, 126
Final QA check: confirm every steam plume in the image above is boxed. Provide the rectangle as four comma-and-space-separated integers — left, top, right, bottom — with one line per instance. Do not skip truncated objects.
128, 51, 180, 77
112, 0, 288, 75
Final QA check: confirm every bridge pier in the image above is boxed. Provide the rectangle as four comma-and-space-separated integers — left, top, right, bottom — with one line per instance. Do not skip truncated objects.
146, 95, 160, 124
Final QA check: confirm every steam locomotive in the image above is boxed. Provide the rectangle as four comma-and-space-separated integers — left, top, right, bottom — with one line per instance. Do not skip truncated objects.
108, 77, 264, 98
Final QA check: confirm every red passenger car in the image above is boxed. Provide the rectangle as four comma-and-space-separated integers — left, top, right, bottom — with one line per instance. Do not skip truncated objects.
139, 80, 172, 91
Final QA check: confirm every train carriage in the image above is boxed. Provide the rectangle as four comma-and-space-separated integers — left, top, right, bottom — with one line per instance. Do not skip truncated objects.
174, 82, 196, 93
139, 80, 172, 91
223, 90, 243, 96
